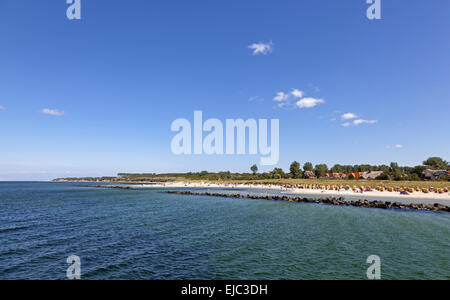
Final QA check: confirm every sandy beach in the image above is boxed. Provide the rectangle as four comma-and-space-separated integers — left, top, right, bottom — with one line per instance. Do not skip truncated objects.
134, 181, 450, 202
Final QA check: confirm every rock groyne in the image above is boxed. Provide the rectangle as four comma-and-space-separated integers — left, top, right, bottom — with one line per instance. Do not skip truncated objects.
74, 185, 134, 190
165, 191, 450, 212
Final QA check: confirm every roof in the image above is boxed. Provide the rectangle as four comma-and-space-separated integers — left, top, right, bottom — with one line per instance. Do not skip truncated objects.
303, 171, 316, 178
362, 171, 384, 179
421, 169, 449, 178
345, 172, 363, 179
325, 173, 345, 178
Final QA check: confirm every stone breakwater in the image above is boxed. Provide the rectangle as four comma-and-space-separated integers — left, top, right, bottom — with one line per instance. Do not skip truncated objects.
166, 191, 450, 212
74, 185, 134, 190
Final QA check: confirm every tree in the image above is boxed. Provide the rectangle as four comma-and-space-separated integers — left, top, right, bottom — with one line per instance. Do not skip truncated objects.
393, 169, 403, 181
390, 162, 399, 172
408, 174, 420, 181
303, 162, 314, 172
401, 166, 413, 174
289, 161, 302, 179
343, 165, 354, 173
251, 164, 258, 175
376, 173, 391, 180
314, 164, 328, 178
262, 172, 272, 179
271, 168, 285, 179
331, 164, 344, 173
423, 157, 449, 170
412, 165, 427, 176
360, 164, 372, 172
378, 165, 390, 173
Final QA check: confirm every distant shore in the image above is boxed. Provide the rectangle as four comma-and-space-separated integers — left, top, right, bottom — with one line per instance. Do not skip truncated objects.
137, 181, 450, 201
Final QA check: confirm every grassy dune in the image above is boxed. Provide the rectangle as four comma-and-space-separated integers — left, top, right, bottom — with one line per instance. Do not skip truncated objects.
192, 178, 449, 190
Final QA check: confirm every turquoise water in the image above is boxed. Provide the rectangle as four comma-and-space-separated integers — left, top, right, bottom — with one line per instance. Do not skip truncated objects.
0, 182, 449, 280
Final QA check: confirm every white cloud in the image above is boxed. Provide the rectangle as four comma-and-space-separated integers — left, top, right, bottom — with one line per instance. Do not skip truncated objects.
41, 108, 64, 116
296, 97, 325, 109
0, 106, 5, 110
291, 89, 304, 99
341, 118, 378, 127
353, 119, 377, 125
248, 41, 273, 55
387, 144, 403, 149
341, 112, 357, 120
273, 89, 304, 102
273, 89, 325, 110
273, 92, 289, 102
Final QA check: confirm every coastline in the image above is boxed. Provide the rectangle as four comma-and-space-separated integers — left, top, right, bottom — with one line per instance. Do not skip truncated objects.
132, 181, 450, 202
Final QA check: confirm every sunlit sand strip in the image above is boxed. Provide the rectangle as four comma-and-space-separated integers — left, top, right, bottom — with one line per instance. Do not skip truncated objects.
134, 182, 450, 202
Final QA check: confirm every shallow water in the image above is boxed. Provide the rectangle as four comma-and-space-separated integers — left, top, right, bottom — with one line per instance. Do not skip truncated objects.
0, 182, 449, 280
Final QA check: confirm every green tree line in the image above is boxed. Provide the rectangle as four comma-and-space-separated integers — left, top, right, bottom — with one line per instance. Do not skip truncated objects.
114, 157, 448, 182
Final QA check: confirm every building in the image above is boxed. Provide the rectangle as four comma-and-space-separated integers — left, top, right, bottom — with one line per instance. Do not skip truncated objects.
421, 169, 450, 180
325, 173, 346, 179
303, 171, 317, 179
362, 171, 384, 180
344, 172, 363, 179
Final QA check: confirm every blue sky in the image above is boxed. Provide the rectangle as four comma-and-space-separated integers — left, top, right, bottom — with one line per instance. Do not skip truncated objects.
0, 0, 449, 180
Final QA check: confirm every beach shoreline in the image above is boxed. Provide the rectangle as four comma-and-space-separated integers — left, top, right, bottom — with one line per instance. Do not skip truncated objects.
132, 181, 450, 202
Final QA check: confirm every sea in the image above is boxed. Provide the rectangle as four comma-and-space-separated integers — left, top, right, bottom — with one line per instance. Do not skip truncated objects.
0, 182, 448, 280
